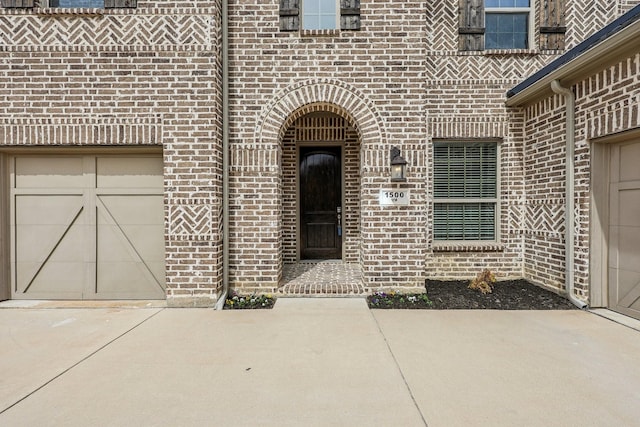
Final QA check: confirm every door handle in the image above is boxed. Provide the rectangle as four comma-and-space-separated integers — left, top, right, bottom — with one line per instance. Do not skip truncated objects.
337, 207, 342, 237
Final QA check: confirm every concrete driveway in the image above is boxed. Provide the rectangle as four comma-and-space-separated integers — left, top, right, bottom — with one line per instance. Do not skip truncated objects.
0, 299, 639, 426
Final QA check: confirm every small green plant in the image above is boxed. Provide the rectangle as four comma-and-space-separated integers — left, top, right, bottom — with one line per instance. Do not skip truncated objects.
224, 291, 276, 309
468, 269, 497, 294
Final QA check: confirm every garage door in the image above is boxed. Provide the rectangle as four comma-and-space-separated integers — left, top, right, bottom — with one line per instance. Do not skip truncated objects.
609, 141, 640, 319
10, 154, 165, 300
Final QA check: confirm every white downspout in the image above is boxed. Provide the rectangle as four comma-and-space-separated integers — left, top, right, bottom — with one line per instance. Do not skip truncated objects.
551, 80, 588, 309
215, 0, 229, 310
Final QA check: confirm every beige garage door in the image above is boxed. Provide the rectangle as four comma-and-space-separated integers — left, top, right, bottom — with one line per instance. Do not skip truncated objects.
10, 154, 165, 300
609, 141, 640, 319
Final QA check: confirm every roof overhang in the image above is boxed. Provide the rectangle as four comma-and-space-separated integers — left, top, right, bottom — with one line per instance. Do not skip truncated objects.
506, 7, 640, 107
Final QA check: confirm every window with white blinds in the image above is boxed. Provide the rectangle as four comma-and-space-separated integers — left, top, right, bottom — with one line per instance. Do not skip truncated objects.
433, 141, 498, 241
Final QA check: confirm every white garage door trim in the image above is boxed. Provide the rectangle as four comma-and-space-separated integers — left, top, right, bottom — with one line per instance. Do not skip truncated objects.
9, 153, 166, 300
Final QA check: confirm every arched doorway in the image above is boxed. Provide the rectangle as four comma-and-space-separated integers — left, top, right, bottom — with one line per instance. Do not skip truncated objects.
278, 110, 364, 294
281, 111, 361, 263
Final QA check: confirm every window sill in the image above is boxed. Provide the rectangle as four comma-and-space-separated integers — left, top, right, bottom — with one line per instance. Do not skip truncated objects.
432, 243, 504, 252
458, 49, 540, 56
36, 7, 104, 15
484, 49, 539, 56
299, 29, 341, 37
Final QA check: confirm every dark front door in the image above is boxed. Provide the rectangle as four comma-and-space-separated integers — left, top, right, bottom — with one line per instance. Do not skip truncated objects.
300, 146, 342, 259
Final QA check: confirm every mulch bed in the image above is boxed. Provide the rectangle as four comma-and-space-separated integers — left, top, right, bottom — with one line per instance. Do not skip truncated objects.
424, 279, 577, 310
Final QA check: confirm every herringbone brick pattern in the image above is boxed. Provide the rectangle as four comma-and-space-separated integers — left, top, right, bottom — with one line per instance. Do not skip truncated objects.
566, 0, 616, 48
0, 12, 212, 46
427, 0, 457, 52
169, 203, 215, 239
428, 54, 554, 82
508, 204, 524, 233
525, 203, 565, 236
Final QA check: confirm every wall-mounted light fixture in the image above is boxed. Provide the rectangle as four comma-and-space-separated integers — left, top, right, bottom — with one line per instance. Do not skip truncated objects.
390, 146, 407, 182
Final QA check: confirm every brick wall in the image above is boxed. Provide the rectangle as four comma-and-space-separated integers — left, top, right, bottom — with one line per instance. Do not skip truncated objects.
228, 1, 429, 290
0, 1, 223, 306
522, 96, 568, 291
0, 0, 636, 303
522, 52, 640, 300
424, 1, 548, 281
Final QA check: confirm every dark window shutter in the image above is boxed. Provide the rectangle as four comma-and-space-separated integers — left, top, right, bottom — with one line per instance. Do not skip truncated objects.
279, 0, 299, 32
540, 0, 566, 50
2, 0, 35, 8
459, 0, 484, 51
105, 0, 137, 8
340, 0, 360, 31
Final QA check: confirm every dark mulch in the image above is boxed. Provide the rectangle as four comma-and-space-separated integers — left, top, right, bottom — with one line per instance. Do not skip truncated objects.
424, 279, 577, 310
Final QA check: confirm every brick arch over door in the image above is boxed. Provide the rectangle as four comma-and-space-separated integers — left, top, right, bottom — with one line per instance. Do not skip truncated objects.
254, 79, 387, 149
255, 79, 385, 275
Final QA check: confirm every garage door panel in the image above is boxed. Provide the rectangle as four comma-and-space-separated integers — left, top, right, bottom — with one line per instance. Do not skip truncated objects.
98, 225, 165, 265
96, 156, 164, 189
11, 154, 165, 300
95, 183, 165, 298
96, 216, 164, 296
15, 195, 83, 226
96, 261, 164, 299
16, 261, 84, 298
14, 194, 86, 298
98, 195, 164, 225
97, 195, 164, 265
617, 226, 640, 273
96, 220, 163, 267
618, 189, 640, 227
147, 261, 166, 283
617, 270, 640, 308
15, 196, 84, 262
609, 141, 640, 320
97, 222, 140, 263
619, 143, 640, 181
15, 157, 84, 189
16, 223, 85, 264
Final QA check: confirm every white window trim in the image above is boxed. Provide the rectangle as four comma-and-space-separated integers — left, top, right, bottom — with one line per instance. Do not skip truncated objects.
432, 141, 502, 246
485, 4, 535, 50
301, 0, 340, 31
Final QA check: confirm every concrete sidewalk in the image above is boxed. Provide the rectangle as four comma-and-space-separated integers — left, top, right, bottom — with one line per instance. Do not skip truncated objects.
0, 299, 639, 426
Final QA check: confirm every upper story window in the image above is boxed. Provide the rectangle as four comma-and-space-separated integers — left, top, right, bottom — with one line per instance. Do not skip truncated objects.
50, 0, 103, 6
485, 0, 530, 49
302, 0, 339, 30
459, 0, 566, 51
1, 0, 136, 8
280, 0, 361, 32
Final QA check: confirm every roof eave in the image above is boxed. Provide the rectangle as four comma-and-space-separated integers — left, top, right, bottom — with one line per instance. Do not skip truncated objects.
506, 20, 640, 107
